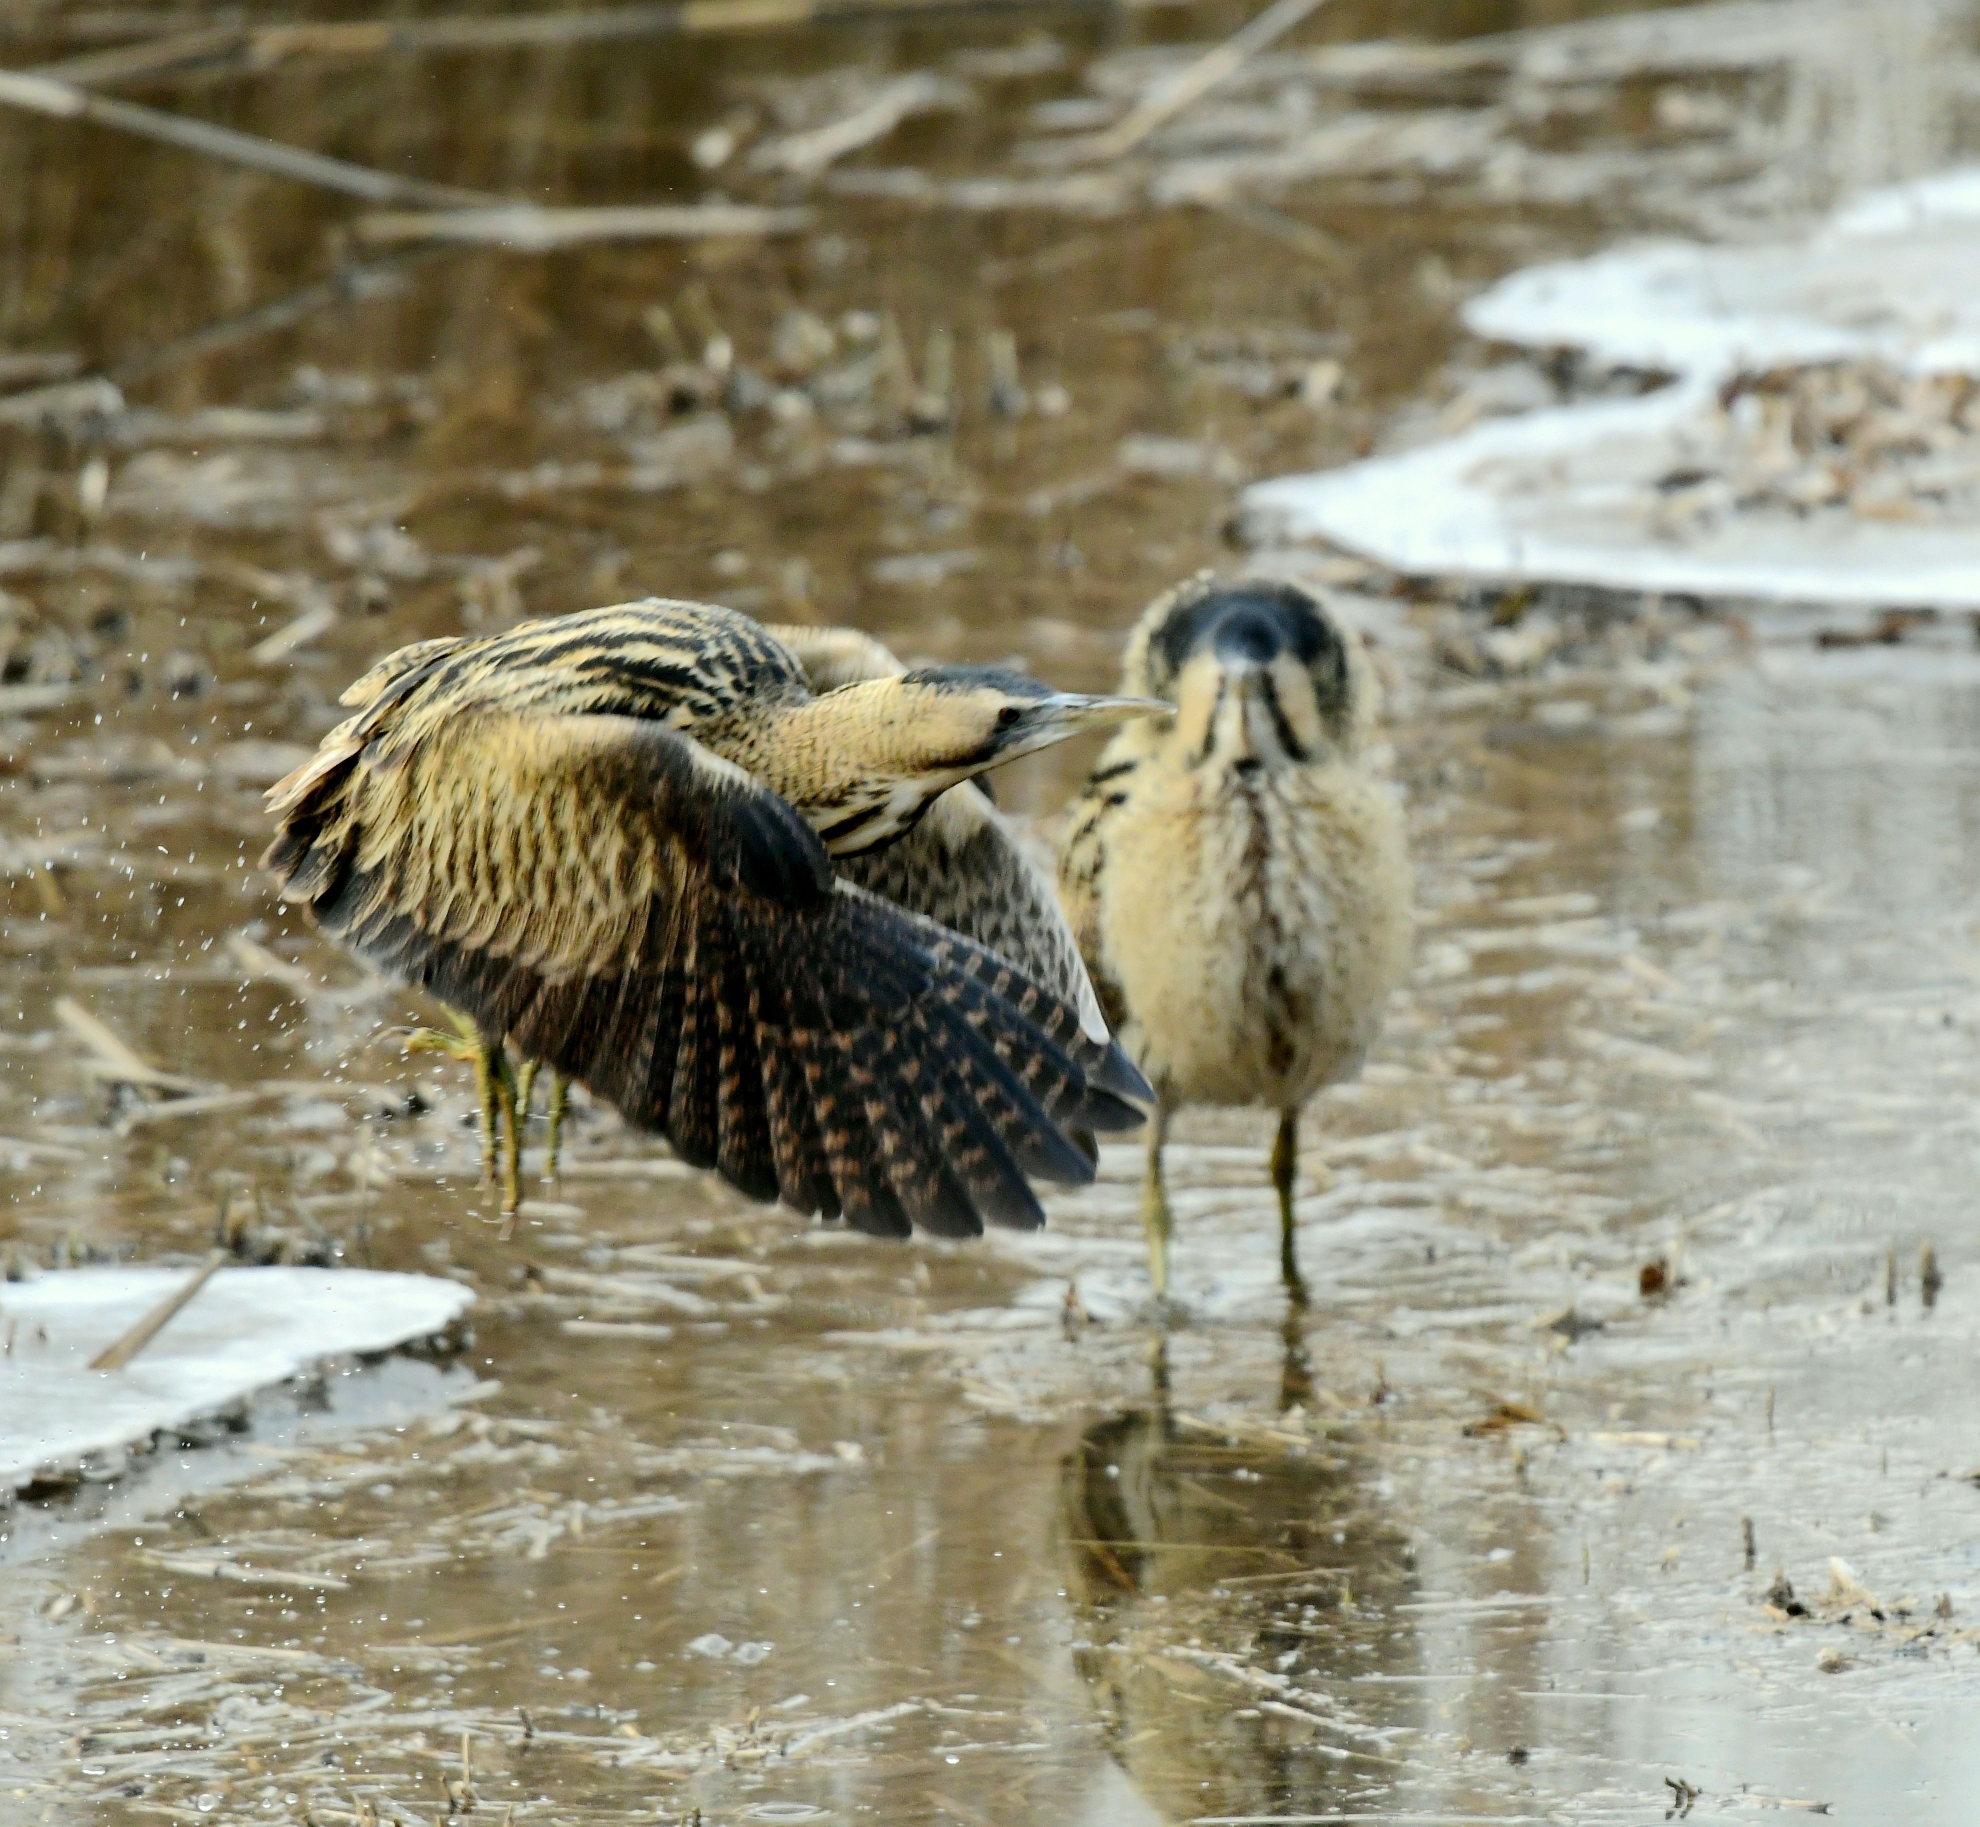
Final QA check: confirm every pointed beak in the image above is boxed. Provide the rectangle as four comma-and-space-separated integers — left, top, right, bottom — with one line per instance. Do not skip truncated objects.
975, 691, 1173, 771
1035, 691, 1173, 734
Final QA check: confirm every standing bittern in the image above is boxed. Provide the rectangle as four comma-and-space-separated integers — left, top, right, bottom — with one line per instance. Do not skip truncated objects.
264, 598, 1165, 1237
1059, 575, 1412, 1305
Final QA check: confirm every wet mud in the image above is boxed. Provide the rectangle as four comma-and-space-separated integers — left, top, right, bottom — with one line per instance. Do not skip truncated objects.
5, 0, 1980, 1822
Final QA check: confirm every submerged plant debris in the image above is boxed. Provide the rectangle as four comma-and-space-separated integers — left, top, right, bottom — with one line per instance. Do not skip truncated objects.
3, 0, 1980, 1823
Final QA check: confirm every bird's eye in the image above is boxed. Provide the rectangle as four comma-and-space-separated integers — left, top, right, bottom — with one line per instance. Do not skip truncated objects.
996, 705, 1022, 728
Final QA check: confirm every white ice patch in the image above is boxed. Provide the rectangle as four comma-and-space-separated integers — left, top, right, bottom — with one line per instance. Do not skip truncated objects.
1245, 166, 1980, 607
1465, 213, 1980, 383
0, 1266, 473, 1495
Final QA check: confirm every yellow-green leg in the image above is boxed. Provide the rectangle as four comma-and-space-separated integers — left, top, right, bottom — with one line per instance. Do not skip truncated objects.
1141, 1098, 1173, 1302
1273, 1108, 1310, 1310
510, 1059, 570, 1184
404, 1010, 506, 1190
496, 1058, 525, 1219
544, 1070, 570, 1183
515, 1057, 540, 1207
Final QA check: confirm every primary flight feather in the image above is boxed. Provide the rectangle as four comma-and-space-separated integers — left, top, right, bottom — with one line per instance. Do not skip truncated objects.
264, 597, 1164, 1238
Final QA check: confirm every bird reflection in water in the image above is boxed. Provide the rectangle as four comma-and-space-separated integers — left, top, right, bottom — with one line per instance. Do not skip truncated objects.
1060, 1332, 1419, 1822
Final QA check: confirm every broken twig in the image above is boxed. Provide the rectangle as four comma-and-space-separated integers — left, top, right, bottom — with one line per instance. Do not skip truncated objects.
749, 72, 963, 177
89, 1251, 228, 1371
351, 203, 812, 249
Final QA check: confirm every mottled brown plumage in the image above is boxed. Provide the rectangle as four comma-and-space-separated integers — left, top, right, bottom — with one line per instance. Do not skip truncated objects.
766, 623, 1108, 1038
265, 598, 1163, 1238
1061, 575, 1413, 1302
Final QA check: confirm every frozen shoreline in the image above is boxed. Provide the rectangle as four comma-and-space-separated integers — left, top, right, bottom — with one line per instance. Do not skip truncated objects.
1247, 165, 1980, 606
1, 1265, 472, 1495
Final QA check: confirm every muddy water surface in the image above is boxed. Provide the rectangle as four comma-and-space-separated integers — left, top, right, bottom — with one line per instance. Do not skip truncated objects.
4, 1, 1980, 1822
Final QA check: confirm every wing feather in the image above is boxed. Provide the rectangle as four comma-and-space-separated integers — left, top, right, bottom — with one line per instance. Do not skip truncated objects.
264, 704, 1142, 1235
746, 956, 840, 1219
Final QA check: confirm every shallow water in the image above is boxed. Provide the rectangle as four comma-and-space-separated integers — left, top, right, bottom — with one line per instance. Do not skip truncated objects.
4, 1, 1980, 1822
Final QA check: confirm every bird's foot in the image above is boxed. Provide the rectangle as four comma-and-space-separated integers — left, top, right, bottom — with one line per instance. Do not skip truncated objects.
403, 1017, 524, 1218
403, 1018, 504, 1190
402, 1022, 479, 1065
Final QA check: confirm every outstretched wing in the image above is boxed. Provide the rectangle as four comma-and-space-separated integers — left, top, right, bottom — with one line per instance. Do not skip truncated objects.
765, 621, 1110, 1036
264, 708, 1144, 1238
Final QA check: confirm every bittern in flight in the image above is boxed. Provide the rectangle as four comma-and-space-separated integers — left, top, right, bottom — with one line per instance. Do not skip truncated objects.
264, 598, 1165, 1236
1059, 575, 1412, 1305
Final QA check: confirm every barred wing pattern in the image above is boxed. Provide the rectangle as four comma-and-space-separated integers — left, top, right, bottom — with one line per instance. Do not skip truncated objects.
265, 704, 1144, 1237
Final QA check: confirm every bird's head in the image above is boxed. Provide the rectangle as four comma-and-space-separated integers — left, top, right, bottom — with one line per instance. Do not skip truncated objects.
888, 666, 1170, 774
799, 665, 1168, 852
1122, 574, 1373, 772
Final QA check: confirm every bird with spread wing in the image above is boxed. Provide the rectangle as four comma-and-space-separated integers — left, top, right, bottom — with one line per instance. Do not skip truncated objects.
263, 598, 1164, 1238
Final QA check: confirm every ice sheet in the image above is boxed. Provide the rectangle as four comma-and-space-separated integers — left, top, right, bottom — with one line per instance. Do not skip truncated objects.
1248, 378, 1980, 607
1246, 166, 1980, 604
0, 1267, 473, 1494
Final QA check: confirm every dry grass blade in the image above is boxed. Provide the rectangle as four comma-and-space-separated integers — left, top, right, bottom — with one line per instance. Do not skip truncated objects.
137, 1551, 354, 1591
0, 69, 499, 208
1088, 0, 1335, 160
0, 377, 121, 426
227, 933, 320, 1000
750, 72, 963, 176
251, 604, 339, 661
88, 1251, 228, 1371
48, 0, 1196, 84
115, 1090, 271, 1134
28, 28, 245, 87
111, 249, 448, 386
350, 204, 813, 248
54, 996, 210, 1098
